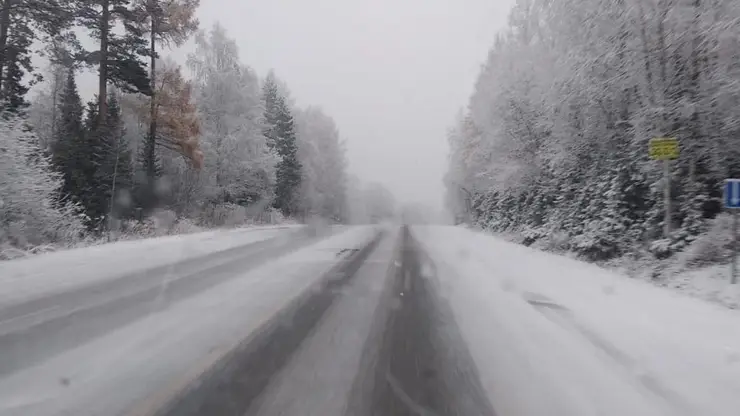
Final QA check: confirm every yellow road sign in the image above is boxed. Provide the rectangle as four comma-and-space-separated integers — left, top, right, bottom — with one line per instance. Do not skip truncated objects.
649, 137, 679, 160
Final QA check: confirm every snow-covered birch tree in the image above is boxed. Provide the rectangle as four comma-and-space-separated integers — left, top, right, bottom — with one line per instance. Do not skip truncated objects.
295, 106, 347, 222
187, 23, 276, 223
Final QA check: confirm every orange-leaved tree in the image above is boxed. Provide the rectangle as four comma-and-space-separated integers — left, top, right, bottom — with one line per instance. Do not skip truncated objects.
135, 0, 199, 207
148, 59, 202, 169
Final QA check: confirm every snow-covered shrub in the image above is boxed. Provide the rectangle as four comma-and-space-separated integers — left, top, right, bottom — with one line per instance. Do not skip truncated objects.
520, 227, 546, 246
0, 115, 85, 256
151, 209, 178, 233
649, 239, 673, 260
570, 220, 621, 261
680, 214, 736, 267
110, 210, 201, 241
545, 230, 571, 252
169, 217, 203, 235
264, 207, 285, 224
198, 203, 248, 227
120, 218, 156, 238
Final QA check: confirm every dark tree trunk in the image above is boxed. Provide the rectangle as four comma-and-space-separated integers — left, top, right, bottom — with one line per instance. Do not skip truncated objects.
98, 0, 110, 125
0, 0, 13, 100
147, 8, 157, 182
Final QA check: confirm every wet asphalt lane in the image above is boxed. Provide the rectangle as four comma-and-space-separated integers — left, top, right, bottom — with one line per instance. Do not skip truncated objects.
360, 227, 496, 416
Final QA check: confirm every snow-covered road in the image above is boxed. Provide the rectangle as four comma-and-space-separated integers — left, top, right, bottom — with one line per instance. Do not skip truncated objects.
413, 225, 740, 416
0, 224, 304, 308
0, 225, 324, 376
0, 225, 378, 415
1, 224, 738, 416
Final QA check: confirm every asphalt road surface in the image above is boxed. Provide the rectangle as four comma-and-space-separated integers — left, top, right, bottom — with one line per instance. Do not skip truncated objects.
0, 226, 497, 416
151, 226, 495, 416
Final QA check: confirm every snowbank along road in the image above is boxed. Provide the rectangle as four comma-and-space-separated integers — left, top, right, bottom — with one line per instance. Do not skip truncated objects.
1, 224, 739, 416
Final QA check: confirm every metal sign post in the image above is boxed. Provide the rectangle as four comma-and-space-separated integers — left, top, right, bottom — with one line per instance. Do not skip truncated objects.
649, 137, 680, 238
733, 210, 738, 285
663, 158, 671, 236
724, 179, 740, 284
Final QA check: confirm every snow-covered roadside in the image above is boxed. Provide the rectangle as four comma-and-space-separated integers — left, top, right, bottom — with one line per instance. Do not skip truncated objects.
0, 226, 377, 416
606, 255, 740, 310
473, 224, 740, 310
0, 224, 304, 308
412, 226, 740, 416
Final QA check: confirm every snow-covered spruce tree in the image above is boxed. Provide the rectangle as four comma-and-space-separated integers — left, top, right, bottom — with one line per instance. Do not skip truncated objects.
0, 114, 84, 252
94, 89, 134, 222
52, 69, 94, 216
262, 71, 302, 218
53, 76, 131, 230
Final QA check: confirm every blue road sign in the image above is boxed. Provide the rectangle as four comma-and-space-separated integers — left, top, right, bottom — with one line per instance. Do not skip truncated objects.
725, 179, 740, 209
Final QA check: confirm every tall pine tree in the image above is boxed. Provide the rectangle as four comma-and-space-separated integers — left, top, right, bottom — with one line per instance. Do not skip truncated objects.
75, 0, 151, 125
52, 69, 90, 209
262, 72, 301, 217
0, 0, 74, 112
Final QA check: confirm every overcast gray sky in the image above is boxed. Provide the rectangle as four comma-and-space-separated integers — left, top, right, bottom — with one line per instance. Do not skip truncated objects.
76, 0, 515, 208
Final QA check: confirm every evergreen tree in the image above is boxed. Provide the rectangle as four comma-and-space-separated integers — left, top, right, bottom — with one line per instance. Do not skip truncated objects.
262, 74, 282, 150
134, 129, 162, 214
78, 99, 106, 228
74, 0, 152, 125
262, 72, 302, 217
0, 0, 74, 112
77, 91, 133, 228
82, 99, 99, 135
51, 75, 118, 230
54, 77, 135, 229
95, 89, 133, 222
51, 69, 89, 209
3, 21, 34, 111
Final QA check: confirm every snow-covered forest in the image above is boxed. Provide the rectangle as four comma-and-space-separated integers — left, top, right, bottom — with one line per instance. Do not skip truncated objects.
1, 0, 393, 258
445, 0, 740, 267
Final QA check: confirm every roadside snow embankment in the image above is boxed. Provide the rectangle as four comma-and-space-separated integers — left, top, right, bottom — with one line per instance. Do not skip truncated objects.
495, 213, 740, 309
0, 224, 303, 308
413, 225, 740, 416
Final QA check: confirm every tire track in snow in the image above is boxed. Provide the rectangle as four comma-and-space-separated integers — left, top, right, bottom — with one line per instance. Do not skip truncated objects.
523, 291, 697, 416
